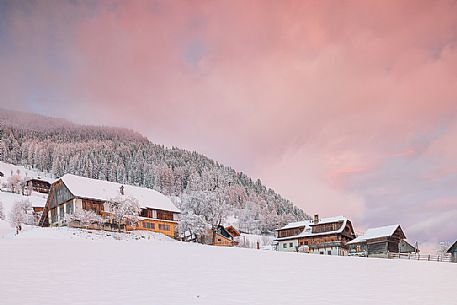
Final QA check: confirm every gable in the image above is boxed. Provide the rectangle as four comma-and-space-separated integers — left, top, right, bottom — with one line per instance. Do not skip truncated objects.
447, 241, 457, 253
217, 226, 232, 239
47, 179, 75, 209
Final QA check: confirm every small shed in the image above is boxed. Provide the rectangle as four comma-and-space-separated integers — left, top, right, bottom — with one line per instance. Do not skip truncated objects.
447, 241, 457, 263
212, 225, 238, 247
225, 225, 241, 238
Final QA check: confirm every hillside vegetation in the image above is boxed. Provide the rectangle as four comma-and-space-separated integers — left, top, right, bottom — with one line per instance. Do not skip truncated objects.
0, 109, 307, 233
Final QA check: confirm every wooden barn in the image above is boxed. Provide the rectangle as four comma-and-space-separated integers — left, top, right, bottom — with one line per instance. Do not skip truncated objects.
275, 215, 356, 255
211, 225, 241, 247
447, 241, 457, 263
38, 174, 181, 238
347, 225, 418, 257
26, 177, 53, 194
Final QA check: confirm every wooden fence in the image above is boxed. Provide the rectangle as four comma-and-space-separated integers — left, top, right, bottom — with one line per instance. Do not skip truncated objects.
388, 252, 454, 263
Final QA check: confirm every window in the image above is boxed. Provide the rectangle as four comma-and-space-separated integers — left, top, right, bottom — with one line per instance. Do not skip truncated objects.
51, 208, 58, 223
66, 202, 73, 214
283, 243, 287, 248
157, 210, 173, 221
158, 224, 170, 231
328, 250, 332, 255
59, 206, 64, 220
144, 222, 155, 229
289, 242, 293, 248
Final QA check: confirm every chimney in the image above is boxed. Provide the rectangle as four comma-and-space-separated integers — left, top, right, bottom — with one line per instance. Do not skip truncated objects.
313, 214, 319, 224
120, 185, 124, 195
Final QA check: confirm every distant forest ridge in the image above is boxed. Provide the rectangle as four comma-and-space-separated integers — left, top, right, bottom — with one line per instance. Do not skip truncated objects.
0, 108, 308, 233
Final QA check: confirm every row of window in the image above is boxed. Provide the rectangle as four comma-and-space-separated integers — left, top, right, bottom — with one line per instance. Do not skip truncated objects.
143, 222, 171, 231
283, 242, 295, 248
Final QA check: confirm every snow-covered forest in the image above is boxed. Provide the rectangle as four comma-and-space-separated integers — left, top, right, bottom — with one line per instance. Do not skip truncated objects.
0, 109, 307, 233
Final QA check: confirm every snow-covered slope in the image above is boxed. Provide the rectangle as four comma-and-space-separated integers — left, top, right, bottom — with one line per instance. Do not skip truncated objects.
0, 161, 54, 187
0, 229, 454, 305
0, 191, 48, 236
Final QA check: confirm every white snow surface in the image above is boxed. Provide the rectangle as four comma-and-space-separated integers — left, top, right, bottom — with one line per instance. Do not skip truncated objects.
0, 227, 455, 305
347, 224, 400, 244
0, 161, 54, 185
60, 174, 180, 213
0, 191, 47, 210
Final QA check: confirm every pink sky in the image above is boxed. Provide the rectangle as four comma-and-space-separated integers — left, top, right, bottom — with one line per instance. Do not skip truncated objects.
1, 0, 457, 247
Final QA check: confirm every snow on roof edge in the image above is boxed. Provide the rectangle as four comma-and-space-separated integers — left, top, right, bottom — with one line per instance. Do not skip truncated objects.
59, 174, 180, 213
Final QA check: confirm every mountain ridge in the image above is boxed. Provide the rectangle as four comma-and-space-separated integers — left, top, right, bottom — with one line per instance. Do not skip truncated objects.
0, 108, 308, 233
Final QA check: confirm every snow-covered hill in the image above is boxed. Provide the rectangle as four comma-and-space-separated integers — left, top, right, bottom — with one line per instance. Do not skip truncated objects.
0, 228, 455, 305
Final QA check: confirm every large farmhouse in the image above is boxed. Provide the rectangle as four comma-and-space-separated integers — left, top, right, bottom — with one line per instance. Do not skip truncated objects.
347, 225, 417, 257
275, 215, 356, 255
39, 174, 181, 238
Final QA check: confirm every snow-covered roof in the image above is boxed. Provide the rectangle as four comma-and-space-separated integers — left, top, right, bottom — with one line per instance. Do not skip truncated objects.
26, 176, 56, 184
347, 225, 401, 245
59, 174, 180, 213
275, 216, 350, 241
277, 216, 347, 231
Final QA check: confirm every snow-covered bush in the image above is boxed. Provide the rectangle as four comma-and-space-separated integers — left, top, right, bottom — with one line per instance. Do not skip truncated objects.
107, 196, 140, 232
66, 209, 102, 229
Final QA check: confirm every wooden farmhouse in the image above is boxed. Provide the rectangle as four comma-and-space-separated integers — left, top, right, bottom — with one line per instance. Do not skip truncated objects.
347, 225, 418, 257
447, 241, 457, 263
275, 215, 356, 255
26, 177, 53, 194
211, 225, 240, 247
38, 174, 181, 238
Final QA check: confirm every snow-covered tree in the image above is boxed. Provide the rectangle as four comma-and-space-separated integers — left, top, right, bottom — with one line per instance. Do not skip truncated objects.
178, 212, 208, 242
6, 171, 22, 193
0, 109, 309, 235
107, 196, 140, 232
0, 201, 5, 220
8, 200, 34, 233
436, 241, 452, 257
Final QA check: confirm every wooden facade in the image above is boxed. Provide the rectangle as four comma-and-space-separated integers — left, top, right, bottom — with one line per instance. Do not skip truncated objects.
275, 216, 356, 255
39, 177, 180, 239
347, 225, 417, 257
27, 178, 51, 194
211, 225, 240, 247
447, 241, 457, 263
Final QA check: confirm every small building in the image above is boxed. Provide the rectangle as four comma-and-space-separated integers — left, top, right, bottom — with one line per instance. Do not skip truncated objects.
447, 241, 457, 263
347, 225, 418, 257
39, 174, 181, 238
275, 215, 356, 255
211, 225, 240, 247
26, 177, 53, 194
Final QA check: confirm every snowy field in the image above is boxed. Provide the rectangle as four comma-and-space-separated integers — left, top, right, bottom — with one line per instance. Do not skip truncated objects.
0, 227, 455, 305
